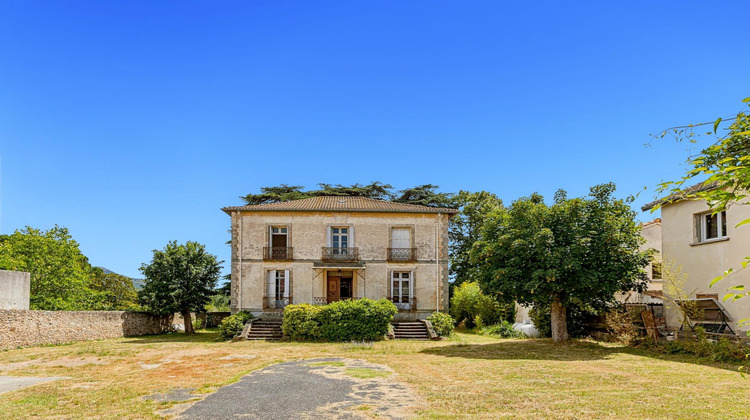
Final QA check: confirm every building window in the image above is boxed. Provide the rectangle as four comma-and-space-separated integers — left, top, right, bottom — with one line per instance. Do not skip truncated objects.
331, 227, 349, 249
696, 210, 727, 242
266, 269, 290, 309
391, 271, 412, 309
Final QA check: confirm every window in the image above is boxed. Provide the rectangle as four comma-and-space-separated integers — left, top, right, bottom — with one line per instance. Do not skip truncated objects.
651, 260, 662, 280
268, 226, 289, 259
266, 269, 290, 308
696, 210, 727, 242
331, 227, 349, 249
391, 271, 412, 309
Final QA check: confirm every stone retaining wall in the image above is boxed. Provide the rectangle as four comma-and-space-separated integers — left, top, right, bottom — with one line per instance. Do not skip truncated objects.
0, 310, 173, 350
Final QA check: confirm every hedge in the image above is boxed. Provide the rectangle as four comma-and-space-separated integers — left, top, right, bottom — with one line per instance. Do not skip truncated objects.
282, 298, 397, 341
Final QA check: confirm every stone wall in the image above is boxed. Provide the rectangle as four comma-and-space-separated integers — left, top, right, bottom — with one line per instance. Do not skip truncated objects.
0, 270, 31, 310
0, 310, 173, 350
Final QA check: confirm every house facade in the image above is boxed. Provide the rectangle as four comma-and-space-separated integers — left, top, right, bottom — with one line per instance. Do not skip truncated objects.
222, 196, 457, 320
643, 193, 750, 334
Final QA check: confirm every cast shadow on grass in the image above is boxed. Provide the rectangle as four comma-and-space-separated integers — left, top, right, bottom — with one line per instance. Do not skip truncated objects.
420, 339, 745, 373
120, 331, 222, 344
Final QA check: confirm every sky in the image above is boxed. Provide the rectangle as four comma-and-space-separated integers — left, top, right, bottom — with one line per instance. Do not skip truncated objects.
1, 1, 749, 279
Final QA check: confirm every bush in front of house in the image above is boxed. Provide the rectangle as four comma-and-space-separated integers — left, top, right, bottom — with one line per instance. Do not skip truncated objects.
282, 304, 323, 340
218, 311, 253, 340
282, 298, 398, 341
427, 311, 455, 337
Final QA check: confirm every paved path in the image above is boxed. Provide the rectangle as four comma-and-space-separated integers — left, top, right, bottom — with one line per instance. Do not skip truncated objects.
177, 358, 417, 420
0, 376, 68, 394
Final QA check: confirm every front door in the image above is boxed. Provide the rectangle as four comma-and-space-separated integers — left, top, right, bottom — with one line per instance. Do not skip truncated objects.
327, 276, 340, 303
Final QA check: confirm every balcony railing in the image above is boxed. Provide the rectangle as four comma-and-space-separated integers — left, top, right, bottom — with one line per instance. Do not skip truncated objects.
390, 296, 416, 311
313, 296, 361, 305
263, 247, 293, 261
387, 248, 417, 262
321, 247, 359, 262
263, 296, 293, 310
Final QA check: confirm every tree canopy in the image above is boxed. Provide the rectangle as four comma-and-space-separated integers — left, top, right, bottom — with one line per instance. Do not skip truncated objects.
449, 190, 504, 287
472, 183, 649, 342
241, 182, 456, 208
139, 241, 223, 334
0, 226, 104, 310
90, 267, 139, 310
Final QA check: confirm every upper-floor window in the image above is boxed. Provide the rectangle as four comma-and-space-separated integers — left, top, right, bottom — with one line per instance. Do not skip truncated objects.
270, 226, 288, 248
331, 227, 349, 249
696, 210, 727, 243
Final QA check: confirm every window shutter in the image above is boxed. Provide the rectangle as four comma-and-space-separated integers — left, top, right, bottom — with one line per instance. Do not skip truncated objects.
284, 270, 290, 297
409, 270, 414, 299
349, 225, 354, 247
326, 227, 331, 247
387, 270, 392, 299
267, 270, 275, 297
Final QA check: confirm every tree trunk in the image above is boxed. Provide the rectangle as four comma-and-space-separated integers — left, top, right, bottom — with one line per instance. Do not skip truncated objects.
182, 309, 194, 334
550, 296, 569, 343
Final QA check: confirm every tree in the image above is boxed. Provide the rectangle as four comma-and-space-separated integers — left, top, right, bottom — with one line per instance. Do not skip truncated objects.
652, 97, 750, 305
393, 184, 456, 208
0, 226, 104, 310
90, 267, 139, 310
449, 191, 504, 287
240, 183, 456, 208
139, 241, 223, 334
472, 184, 650, 343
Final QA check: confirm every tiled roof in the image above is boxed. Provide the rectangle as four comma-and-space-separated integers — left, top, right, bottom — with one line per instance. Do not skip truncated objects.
641, 181, 720, 211
222, 196, 459, 215
640, 218, 661, 228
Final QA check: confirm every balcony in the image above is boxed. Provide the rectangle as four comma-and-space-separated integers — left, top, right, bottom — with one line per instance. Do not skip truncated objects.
321, 247, 359, 262
390, 296, 416, 311
263, 247, 293, 261
387, 248, 417, 262
263, 296, 292, 310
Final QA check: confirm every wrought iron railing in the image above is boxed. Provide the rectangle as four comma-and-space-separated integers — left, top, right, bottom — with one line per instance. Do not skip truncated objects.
313, 296, 361, 305
321, 247, 359, 262
263, 247, 293, 261
387, 248, 417, 262
263, 296, 293, 309
389, 296, 416, 311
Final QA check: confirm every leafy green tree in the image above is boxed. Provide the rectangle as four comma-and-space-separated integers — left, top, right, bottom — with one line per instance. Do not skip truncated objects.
393, 184, 456, 208
0, 226, 103, 310
449, 191, 504, 287
652, 97, 750, 305
139, 241, 223, 334
240, 182, 456, 208
90, 267, 139, 310
473, 184, 649, 343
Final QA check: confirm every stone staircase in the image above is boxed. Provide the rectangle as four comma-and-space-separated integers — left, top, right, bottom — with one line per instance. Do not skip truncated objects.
241, 318, 283, 341
391, 321, 430, 340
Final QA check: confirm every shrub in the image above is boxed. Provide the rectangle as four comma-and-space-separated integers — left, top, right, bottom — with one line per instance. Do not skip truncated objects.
282, 298, 397, 341
482, 321, 524, 338
218, 311, 253, 340
427, 312, 455, 337
450, 282, 510, 328
282, 304, 323, 340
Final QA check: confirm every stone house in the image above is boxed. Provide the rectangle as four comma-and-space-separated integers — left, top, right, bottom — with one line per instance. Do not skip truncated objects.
222, 196, 457, 320
642, 186, 750, 334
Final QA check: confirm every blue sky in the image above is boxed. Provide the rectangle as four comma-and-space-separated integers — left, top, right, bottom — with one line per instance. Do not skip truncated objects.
1, 1, 748, 279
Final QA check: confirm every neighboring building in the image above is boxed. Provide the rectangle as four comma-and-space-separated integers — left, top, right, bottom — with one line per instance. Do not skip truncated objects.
617, 218, 663, 305
222, 196, 457, 320
642, 187, 750, 334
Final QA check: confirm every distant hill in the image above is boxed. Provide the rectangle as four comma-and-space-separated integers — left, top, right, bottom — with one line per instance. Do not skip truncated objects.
97, 267, 145, 290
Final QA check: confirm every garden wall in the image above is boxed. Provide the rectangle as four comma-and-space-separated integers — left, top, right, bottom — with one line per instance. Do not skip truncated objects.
0, 310, 173, 350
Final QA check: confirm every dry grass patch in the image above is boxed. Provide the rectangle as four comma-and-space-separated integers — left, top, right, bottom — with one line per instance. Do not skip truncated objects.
0, 330, 748, 419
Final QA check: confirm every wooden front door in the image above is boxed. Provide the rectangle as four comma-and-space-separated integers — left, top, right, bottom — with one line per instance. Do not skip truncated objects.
327, 276, 340, 304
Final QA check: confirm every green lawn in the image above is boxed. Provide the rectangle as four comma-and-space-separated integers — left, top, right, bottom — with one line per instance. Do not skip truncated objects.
0, 331, 748, 419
